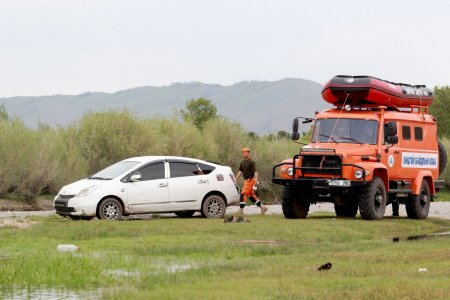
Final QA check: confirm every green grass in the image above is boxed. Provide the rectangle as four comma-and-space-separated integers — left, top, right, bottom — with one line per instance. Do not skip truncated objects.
1, 214, 450, 299
436, 188, 450, 201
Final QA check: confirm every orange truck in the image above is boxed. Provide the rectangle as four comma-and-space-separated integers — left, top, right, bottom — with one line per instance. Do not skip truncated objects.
272, 75, 447, 220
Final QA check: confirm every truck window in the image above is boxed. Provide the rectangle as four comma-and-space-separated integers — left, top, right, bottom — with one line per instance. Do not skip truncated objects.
311, 118, 378, 144
414, 126, 423, 141
402, 126, 411, 140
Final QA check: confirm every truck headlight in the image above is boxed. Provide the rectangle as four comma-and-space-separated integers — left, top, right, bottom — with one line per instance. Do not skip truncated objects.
287, 168, 294, 176
354, 170, 363, 179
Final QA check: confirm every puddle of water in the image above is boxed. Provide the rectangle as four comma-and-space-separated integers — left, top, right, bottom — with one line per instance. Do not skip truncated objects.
165, 264, 192, 273
1, 288, 99, 300
104, 269, 140, 277
393, 231, 450, 242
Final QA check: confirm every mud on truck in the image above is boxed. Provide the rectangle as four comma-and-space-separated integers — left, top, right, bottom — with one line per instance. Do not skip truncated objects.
272, 75, 447, 220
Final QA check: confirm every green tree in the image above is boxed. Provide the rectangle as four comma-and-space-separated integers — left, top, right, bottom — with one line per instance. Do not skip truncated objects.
430, 86, 450, 138
181, 98, 217, 130
277, 130, 290, 140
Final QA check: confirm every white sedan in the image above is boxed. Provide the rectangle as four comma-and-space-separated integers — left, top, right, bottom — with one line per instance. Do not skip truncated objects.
54, 156, 240, 220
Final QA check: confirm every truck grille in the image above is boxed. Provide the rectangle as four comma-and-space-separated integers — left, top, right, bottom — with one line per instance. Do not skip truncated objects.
301, 155, 342, 176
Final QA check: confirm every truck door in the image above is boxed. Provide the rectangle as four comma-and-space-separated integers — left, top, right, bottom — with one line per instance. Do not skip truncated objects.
382, 121, 402, 180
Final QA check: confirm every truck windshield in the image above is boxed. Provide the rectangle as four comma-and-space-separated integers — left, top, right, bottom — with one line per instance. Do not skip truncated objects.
311, 118, 378, 145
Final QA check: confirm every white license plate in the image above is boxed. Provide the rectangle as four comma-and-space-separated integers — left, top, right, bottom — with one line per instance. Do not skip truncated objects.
328, 180, 351, 187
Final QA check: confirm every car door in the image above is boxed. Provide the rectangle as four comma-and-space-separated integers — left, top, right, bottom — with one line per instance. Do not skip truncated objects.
168, 161, 209, 210
126, 161, 169, 212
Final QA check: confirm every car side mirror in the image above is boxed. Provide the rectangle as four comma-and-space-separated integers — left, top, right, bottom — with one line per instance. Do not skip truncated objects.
386, 136, 398, 145
130, 174, 142, 182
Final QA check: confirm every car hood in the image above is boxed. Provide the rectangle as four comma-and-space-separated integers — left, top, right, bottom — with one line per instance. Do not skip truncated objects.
58, 178, 108, 196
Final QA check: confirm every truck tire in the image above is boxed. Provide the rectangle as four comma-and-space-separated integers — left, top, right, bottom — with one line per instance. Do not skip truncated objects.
334, 193, 358, 217
438, 141, 447, 175
358, 176, 386, 220
405, 180, 430, 219
281, 186, 309, 219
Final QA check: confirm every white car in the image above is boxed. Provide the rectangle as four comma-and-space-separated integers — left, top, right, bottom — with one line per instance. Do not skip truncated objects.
54, 156, 240, 220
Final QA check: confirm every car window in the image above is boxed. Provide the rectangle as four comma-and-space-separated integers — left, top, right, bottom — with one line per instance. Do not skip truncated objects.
196, 162, 216, 174
135, 162, 165, 181
170, 162, 201, 178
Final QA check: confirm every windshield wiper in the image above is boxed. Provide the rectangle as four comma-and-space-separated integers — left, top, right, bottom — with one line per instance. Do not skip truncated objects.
319, 134, 337, 142
337, 136, 364, 145
88, 176, 111, 180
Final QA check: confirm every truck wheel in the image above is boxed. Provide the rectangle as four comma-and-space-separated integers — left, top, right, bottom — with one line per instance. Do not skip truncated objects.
334, 193, 358, 217
438, 141, 447, 175
358, 176, 386, 220
281, 186, 309, 219
405, 180, 430, 219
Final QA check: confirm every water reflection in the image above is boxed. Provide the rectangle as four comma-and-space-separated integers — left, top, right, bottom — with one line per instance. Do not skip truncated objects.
1, 288, 99, 300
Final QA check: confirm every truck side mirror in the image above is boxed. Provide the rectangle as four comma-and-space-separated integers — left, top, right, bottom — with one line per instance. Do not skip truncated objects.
292, 118, 299, 133
291, 132, 300, 141
386, 121, 397, 136
386, 136, 398, 145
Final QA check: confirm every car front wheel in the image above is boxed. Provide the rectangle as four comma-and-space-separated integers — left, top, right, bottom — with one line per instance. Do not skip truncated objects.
97, 198, 123, 220
201, 195, 226, 218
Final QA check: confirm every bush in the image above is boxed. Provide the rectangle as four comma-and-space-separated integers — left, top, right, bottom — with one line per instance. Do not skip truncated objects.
0, 120, 67, 206
19, 107, 450, 206
440, 137, 450, 187
76, 109, 152, 174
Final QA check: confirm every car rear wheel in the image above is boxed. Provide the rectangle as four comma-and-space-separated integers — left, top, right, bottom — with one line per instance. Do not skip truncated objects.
175, 211, 195, 218
201, 195, 226, 218
97, 198, 123, 220
406, 180, 430, 219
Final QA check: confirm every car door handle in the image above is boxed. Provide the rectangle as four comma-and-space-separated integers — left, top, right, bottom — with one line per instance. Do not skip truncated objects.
198, 179, 207, 184
158, 183, 168, 188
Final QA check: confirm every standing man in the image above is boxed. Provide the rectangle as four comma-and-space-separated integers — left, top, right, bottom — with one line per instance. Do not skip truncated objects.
235, 147, 268, 215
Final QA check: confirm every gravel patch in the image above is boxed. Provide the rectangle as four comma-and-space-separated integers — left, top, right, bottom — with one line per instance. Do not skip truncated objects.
1, 202, 449, 220
226, 202, 450, 219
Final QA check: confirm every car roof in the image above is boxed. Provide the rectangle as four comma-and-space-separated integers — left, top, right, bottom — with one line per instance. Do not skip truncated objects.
123, 156, 221, 166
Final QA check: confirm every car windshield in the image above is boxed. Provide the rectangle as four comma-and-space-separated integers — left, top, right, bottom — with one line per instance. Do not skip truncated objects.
89, 161, 141, 180
311, 118, 378, 145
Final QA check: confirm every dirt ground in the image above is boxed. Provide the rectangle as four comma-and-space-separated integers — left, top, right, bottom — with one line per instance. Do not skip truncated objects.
0, 198, 54, 211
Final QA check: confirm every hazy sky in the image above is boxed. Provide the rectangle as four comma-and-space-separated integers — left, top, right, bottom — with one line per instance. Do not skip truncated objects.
1, 0, 449, 97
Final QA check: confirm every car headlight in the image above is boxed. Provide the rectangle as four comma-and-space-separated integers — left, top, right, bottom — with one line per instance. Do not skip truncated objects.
76, 185, 99, 197
354, 170, 363, 179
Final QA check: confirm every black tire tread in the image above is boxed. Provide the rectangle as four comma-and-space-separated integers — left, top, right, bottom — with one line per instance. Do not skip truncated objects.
405, 180, 430, 219
358, 177, 386, 220
281, 186, 309, 219
438, 141, 447, 175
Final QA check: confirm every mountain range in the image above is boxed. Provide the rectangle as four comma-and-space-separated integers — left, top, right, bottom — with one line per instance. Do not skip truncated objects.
0, 78, 329, 134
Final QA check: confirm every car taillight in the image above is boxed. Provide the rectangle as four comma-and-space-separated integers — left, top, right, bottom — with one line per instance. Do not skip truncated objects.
229, 173, 236, 183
